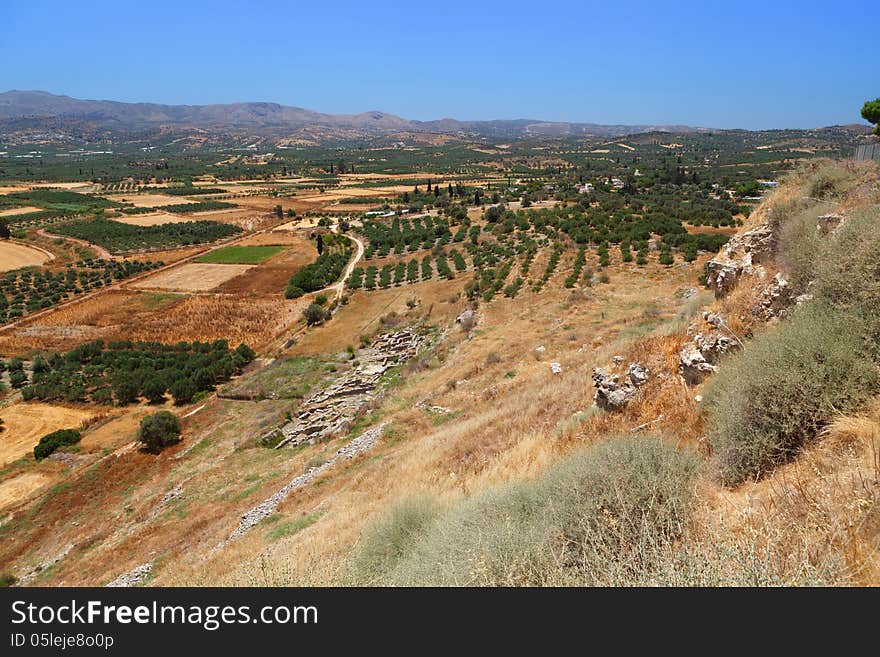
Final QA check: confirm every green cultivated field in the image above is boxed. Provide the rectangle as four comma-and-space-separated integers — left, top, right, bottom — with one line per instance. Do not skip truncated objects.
195, 245, 285, 264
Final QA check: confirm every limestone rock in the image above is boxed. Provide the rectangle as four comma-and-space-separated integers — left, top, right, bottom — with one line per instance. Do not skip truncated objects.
752, 272, 795, 319
679, 314, 738, 384
107, 562, 153, 588
592, 367, 635, 411
816, 213, 846, 236
550, 362, 562, 374
705, 223, 775, 298
627, 363, 650, 387
456, 309, 477, 330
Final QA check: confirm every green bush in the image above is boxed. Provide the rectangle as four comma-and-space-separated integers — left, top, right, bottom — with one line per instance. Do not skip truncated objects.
806, 163, 852, 199
777, 204, 825, 290
813, 207, 880, 318
137, 411, 182, 454
706, 303, 880, 485
348, 437, 699, 586
34, 428, 82, 461
347, 495, 442, 585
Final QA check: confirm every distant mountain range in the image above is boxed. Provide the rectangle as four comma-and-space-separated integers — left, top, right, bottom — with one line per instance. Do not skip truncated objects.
0, 90, 705, 142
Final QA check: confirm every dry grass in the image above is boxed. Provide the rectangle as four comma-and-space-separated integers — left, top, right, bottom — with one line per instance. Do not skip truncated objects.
0, 402, 99, 466
0, 241, 51, 272
129, 263, 255, 292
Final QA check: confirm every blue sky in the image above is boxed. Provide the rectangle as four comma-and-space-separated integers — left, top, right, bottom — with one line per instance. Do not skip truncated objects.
3, 0, 878, 129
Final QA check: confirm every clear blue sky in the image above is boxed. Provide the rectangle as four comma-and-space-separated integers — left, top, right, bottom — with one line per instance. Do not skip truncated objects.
3, 0, 877, 129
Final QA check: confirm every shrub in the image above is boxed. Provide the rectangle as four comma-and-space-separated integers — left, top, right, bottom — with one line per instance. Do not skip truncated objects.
777, 204, 825, 290
303, 303, 329, 326
34, 428, 81, 460
347, 495, 443, 585
137, 411, 182, 454
348, 437, 699, 586
812, 207, 880, 318
143, 377, 167, 404
806, 163, 852, 199
706, 303, 880, 485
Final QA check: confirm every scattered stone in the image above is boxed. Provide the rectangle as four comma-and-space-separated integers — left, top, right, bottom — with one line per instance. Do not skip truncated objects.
612, 355, 624, 365
681, 287, 698, 299
161, 485, 183, 506
816, 213, 846, 235
18, 544, 75, 585
627, 363, 650, 387
416, 399, 453, 414
535, 345, 546, 353
456, 309, 477, 331
107, 562, 153, 588
694, 395, 703, 403
226, 423, 388, 544
550, 362, 562, 374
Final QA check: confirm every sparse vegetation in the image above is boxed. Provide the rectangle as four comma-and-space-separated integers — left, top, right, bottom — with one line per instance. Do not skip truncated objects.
349, 437, 701, 585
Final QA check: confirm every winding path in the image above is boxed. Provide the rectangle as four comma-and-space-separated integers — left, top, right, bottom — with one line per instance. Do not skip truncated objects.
329, 232, 365, 300
36, 228, 113, 260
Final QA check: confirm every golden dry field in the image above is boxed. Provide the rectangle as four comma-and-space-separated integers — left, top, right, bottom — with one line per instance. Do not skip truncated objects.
0, 241, 52, 272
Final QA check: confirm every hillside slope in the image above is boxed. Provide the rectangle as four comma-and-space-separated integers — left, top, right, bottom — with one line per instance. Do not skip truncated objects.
0, 160, 877, 587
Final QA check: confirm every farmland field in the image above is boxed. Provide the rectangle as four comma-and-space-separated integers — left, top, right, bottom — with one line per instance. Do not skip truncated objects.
194, 245, 285, 264
0, 402, 98, 466
113, 211, 195, 226
0, 242, 52, 272
0, 206, 42, 217
0, 288, 309, 354
0, 471, 57, 512
51, 218, 242, 254
130, 263, 254, 292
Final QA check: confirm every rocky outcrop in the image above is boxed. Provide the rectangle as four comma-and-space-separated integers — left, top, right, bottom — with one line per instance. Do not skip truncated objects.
705, 223, 775, 298
752, 272, 795, 320
456, 309, 477, 331
627, 362, 650, 387
592, 362, 650, 410
678, 312, 738, 384
275, 328, 424, 448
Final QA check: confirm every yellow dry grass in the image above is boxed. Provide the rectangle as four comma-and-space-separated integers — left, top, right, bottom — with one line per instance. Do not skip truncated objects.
113, 212, 195, 226
0, 241, 52, 272
0, 206, 42, 217
129, 263, 254, 292
0, 403, 97, 466
0, 470, 56, 512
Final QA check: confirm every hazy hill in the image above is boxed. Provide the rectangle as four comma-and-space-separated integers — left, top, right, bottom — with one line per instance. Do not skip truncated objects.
0, 90, 704, 141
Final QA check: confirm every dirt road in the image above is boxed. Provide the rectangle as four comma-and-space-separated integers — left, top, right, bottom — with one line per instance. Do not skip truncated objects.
329, 233, 365, 300
37, 228, 114, 260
